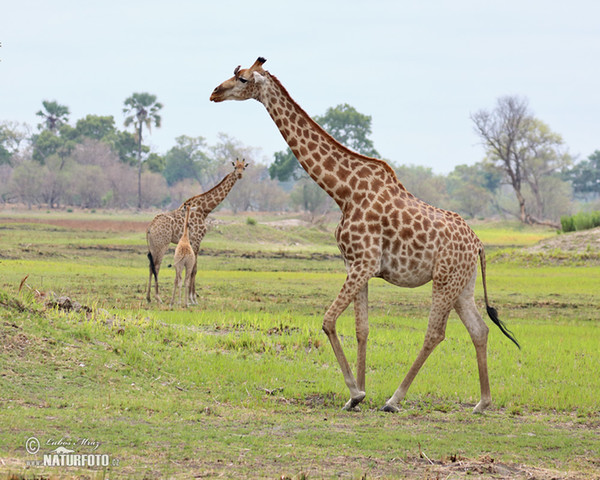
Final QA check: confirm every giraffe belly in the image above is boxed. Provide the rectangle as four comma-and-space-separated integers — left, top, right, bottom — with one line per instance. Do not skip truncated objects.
377, 259, 433, 288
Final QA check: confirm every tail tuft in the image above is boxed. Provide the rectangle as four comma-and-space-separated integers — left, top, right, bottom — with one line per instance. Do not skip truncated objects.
148, 252, 158, 281
486, 305, 521, 350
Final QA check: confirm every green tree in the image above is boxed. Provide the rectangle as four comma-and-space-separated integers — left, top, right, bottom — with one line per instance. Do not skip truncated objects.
36, 100, 70, 132
71, 115, 117, 140
269, 148, 301, 182
471, 95, 570, 227
567, 150, 600, 199
31, 129, 75, 165
0, 121, 29, 166
163, 136, 210, 186
269, 103, 380, 182
446, 163, 501, 218
146, 153, 166, 173
123, 92, 163, 209
314, 103, 380, 158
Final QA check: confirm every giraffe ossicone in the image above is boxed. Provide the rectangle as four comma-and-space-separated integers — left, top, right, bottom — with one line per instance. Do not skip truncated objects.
211, 58, 519, 414
146, 159, 247, 303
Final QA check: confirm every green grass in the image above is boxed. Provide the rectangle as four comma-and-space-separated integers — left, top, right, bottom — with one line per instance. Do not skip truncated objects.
470, 221, 557, 247
0, 213, 599, 479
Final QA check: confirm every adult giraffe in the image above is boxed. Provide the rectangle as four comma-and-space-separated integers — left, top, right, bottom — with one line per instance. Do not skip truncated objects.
210, 57, 519, 413
146, 159, 247, 303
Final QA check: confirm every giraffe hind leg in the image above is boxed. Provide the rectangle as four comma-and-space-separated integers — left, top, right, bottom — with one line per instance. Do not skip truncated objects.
454, 271, 492, 413
382, 289, 453, 412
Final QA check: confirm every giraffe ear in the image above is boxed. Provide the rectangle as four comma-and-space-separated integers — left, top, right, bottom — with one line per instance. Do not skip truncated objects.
253, 71, 266, 84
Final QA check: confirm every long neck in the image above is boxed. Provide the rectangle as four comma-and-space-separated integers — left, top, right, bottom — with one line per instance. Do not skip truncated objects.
185, 171, 238, 214
257, 73, 399, 210
182, 206, 191, 240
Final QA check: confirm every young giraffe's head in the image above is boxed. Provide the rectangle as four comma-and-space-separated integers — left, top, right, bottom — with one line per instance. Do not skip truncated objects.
210, 57, 267, 103
231, 158, 249, 179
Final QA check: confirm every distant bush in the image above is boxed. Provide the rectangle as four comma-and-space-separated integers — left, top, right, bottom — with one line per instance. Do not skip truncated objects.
246, 217, 257, 226
561, 211, 600, 232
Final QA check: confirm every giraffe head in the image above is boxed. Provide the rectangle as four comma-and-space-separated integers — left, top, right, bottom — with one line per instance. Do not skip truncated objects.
231, 158, 249, 179
210, 57, 267, 103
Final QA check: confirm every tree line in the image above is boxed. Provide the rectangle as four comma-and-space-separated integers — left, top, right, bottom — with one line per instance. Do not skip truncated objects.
1, 94, 598, 226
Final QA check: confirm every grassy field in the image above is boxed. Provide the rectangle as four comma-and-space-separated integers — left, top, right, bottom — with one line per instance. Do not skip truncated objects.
0, 210, 598, 479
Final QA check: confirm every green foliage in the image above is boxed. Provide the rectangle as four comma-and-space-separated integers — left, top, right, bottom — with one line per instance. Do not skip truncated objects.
122, 92, 163, 133
314, 103, 380, 158
36, 99, 70, 132
31, 129, 70, 163
561, 211, 600, 232
446, 163, 502, 217
269, 147, 300, 181
163, 135, 210, 185
269, 103, 380, 182
566, 149, 600, 197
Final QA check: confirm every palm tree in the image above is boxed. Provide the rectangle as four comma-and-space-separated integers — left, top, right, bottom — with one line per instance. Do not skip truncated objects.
36, 100, 70, 132
123, 92, 163, 209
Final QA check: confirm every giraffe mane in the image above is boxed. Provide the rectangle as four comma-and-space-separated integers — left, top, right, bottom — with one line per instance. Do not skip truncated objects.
266, 71, 407, 191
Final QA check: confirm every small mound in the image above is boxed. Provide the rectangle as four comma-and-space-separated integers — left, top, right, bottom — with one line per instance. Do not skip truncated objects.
526, 227, 600, 253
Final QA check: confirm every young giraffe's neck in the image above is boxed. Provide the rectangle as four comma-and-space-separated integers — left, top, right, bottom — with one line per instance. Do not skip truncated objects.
183, 170, 239, 214
182, 206, 191, 241
258, 73, 400, 210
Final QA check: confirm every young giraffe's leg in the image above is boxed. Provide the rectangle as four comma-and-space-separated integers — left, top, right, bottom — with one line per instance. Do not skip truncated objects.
322, 265, 374, 411
454, 270, 492, 413
354, 283, 369, 393
189, 259, 198, 305
382, 281, 454, 412
170, 265, 181, 306
184, 263, 194, 307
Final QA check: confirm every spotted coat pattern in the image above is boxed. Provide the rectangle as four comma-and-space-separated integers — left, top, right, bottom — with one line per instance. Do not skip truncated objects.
146, 160, 246, 303
210, 58, 518, 413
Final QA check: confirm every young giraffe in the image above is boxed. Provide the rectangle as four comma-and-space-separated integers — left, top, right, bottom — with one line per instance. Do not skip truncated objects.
170, 204, 196, 307
146, 159, 248, 303
211, 57, 519, 413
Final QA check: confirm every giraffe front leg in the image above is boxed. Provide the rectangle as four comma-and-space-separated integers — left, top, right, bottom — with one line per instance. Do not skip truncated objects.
323, 270, 372, 411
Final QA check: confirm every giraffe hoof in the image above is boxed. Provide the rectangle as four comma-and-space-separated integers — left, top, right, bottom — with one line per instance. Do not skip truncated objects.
380, 403, 400, 413
472, 399, 491, 414
342, 392, 366, 411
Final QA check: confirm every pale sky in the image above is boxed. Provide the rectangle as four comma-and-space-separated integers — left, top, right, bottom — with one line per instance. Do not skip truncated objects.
1, 0, 599, 173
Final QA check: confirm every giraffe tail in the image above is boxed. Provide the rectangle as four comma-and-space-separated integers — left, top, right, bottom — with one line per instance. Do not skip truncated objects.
479, 247, 521, 349
148, 251, 158, 283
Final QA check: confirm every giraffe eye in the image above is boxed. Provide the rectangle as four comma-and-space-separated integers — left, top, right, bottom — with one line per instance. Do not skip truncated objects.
238, 77, 248, 84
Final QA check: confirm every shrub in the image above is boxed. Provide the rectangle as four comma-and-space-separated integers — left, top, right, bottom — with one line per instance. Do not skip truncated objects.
561, 211, 600, 232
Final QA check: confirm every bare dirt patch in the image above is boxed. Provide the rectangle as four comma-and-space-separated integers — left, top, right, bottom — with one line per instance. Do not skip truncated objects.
526, 227, 600, 253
